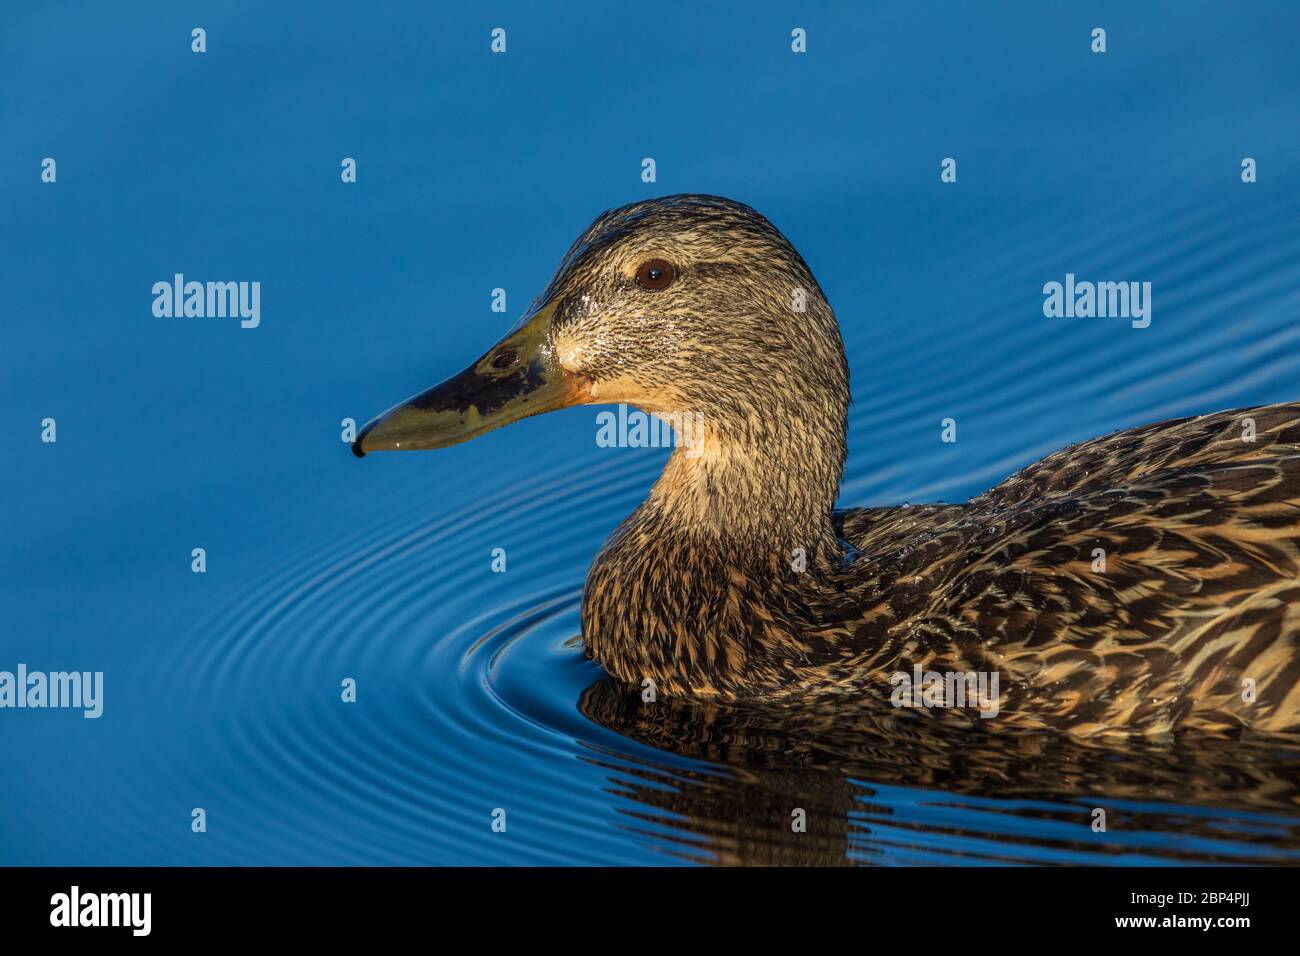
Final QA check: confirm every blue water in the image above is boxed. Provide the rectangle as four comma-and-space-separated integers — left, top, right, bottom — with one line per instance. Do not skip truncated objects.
4, 1, 1300, 865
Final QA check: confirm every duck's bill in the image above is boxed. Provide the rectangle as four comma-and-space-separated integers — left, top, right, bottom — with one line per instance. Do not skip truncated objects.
352, 303, 590, 458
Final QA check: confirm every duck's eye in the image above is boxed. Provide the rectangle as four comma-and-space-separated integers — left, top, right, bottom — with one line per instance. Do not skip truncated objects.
491, 349, 519, 370
635, 258, 676, 291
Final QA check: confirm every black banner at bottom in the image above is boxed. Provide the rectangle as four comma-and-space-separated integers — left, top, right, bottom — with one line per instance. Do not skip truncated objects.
0, 866, 1280, 940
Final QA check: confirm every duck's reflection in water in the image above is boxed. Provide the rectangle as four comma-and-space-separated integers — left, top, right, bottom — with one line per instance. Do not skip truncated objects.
578, 678, 1300, 866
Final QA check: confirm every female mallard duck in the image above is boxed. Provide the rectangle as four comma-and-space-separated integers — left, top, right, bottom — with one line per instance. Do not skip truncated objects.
353, 194, 1300, 737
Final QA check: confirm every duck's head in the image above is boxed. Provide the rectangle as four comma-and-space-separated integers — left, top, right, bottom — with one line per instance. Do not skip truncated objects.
354, 194, 848, 541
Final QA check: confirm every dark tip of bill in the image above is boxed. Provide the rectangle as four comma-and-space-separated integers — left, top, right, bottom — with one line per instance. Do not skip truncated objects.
352, 418, 377, 458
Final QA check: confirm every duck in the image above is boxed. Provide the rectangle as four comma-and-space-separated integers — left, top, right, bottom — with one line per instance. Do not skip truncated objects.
353, 194, 1300, 737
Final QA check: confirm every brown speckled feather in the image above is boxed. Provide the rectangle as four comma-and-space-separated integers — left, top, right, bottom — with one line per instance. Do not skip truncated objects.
819, 404, 1300, 736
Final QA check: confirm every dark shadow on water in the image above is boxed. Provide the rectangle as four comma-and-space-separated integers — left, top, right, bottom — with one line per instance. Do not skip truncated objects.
578, 678, 1300, 866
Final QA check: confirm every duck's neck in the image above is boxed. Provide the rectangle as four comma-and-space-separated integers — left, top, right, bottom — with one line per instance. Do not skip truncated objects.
582, 417, 847, 698
646, 423, 844, 559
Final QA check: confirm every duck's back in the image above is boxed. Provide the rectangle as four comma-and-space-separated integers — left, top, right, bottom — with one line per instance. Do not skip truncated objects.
827, 403, 1300, 736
